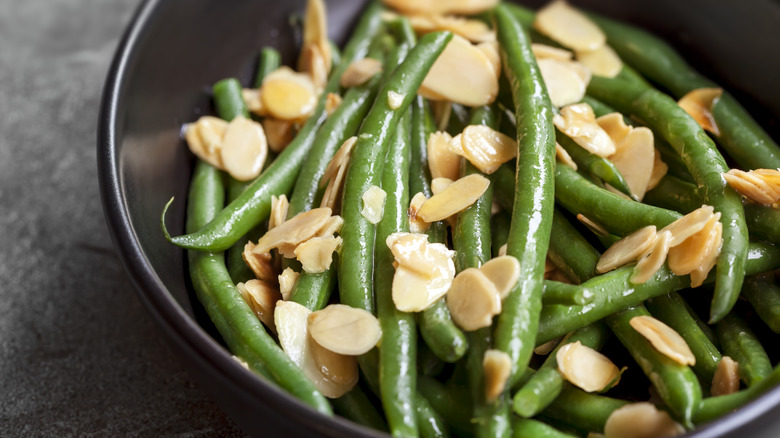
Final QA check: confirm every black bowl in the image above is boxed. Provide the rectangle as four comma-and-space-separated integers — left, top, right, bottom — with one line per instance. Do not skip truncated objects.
98, 0, 780, 436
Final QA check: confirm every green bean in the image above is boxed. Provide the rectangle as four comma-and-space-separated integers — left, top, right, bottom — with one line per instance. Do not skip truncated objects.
490, 211, 511, 258
512, 419, 578, 438
694, 364, 780, 425
541, 286, 594, 306
163, 1, 384, 251
541, 385, 628, 435
744, 203, 780, 245
254, 47, 281, 88
548, 210, 601, 284
418, 376, 475, 438
494, 4, 557, 385
418, 341, 446, 378
332, 386, 388, 432
556, 128, 633, 198
416, 394, 451, 438
742, 274, 780, 334
643, 174, 701, 214
717, 313, 772, 387
329, 40, 342, 68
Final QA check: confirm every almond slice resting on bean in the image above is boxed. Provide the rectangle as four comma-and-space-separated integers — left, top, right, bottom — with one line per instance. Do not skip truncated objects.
261, 67, 318, 120
630, 230, 672, 284
268, 194, 289, 231
555, 142, 578, 170
479, 255, 521, 299
659, 205, 715, 247
220, 116, 268, 181
253, 207, 333, 254
243, 241, 277, 283
538, 58, 588, 108
408, 192, 431, 234
263, 118, 295, 153
185, 116, 228, 168
411, 14, 496, 44
483, 349, 512, 402
446, 268, 502, 331
388, 232, 456, 312
575, 45, 622, 78
427, 131, 460, 181
604, 402, 685, 438
381, 0, 499, 19
361, 185, 387, 224
630, 315, 696, 365
308, 304, 382, 356
577, 214, 609, 237
647, 149, 668, 191
294, 235, 342, 274
315, 215, 344, 238
387, 91, 405, 110
458, 125, 517, 174
557, 341, 622, 392
608, 126, 655, 200
711, 356, 740, 396
325, 92, 342, 116
688, 215, 723, 288
596, 112, 632, 146
340, 58, 383, 88
555, 103, 616, 157
534, 0, 606, 52
596, 225, 657, 273
309, 336, 358, 387
278, 267, 299, 301
417, 174, 490, 222
238, 279, 282, 330
431, 177, 454, 195
667, 212, 722, 276
299, 0, 331, 74
532, 43, 573, 61
678, 87, 723, 136
724, 168, 780, 206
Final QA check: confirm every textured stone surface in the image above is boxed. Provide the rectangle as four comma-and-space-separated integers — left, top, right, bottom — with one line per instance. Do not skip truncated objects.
0, 0, 243, 435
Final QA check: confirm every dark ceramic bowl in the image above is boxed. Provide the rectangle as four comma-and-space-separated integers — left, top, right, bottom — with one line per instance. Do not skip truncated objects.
98, 0, 780, 436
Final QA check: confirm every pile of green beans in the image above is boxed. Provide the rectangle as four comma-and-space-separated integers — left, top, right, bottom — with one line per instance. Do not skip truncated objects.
165, 1, 780, 437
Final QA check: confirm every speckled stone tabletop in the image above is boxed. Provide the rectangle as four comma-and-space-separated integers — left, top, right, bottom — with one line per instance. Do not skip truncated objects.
0, 0, 244, 435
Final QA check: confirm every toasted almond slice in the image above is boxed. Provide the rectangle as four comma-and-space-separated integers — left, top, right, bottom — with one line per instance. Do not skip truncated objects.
459, 125, 517, 174
659, 205, 715, 247
387, 91, 405, 110
576, 45, 622, 78
647, 150, 668, 191
263, 118, 295, 153
667, 213, 721, 276
242, 88, 265, 116
278, 267, 299, 301
427, 131, 460, 181
724, 169, 780, 206
630, 315, 696, 365
320, 162, 348, 211
630, 230, 672, 284
299, 0, 331, 74
309, 336, 358, 387
596, 225, 657, 273
308, 304, 382, 356
254, 208, 333, 254
498, 243, 508, 257
387, 232, 455, 280
381, 0, 499, 16
556, 142, 578, 170
316, 215, 344, 238
577, 214, 609, 237
410, 14, 496, 44
238, 279, 282, 330
596, 112, 631, 145
678, 87, 723, 136
483, 349, 512, 402
447, 268, 502, 331
712, 356, 740, 396
361, 185, 386, 224
300, 44, 329, 93
417, 174, 491, 222
294, 236, 341, 274
220, 116, 268, 181
261, 67, 318, 120
480, 256, 521, 300
321, 136, 358, 188
268, 194, 289, 231
608, 126, 655, 200
534, 0, 606, 52
738, 170, 780, 199
409, 192, 431, 234
340, 58, 383, 88
555, 103, 616, 156
419, 35, 498, 106
325, 92, 342, 116
185, 116, 227, 168
534, 337, 561, 356
689, 218, 723, 288
539, 58, 588, 108
604, 402, 685, 438
476, 41, 501, 78
430, 177, 454, 196
243, 241, 277, 283
557, 341, 622, 392
532, 43, 573, 61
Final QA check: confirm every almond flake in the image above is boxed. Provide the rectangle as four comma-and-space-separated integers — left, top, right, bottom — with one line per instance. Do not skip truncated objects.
557, 341, 622, 392
608, 126, 655, 200
381, 0, 499, 17
630, 315, 696, 365
479, 255, 521, 299
431, 101, 452, 132
604, 403, 685, 438
555, 103, 615, 157
647, 150, 668, 191
556, 142, 578, 170
220, 116, 268, 181
539, 58, 588, 108
268, 194, 289, 231
299, 0, 331, 75
577, 214, 609, 237
263, 118, 295, 153
309, 337, 358, 387
316, 215, 344, 238
498, 243, 508, 257
630, 230, 672, 284
535, 337, 561, 356
388, 232, 456, 312
321, 136, 358, 188
243, 241, 277, 284
678, 88, 723, 136
597, 225, 657, 273
320, 162, 348, 211
667, 213, 722, 276
724, 168, 780, 206
278, 267, 299, 301
483, 349, 512, 402
596, 112, 631, 145
325, 92, 342, 116
253, 207, 333, 254
294, 235, 341, 274
576, 45, 622, 78
261, 67, 318, 120
458, 125, 517, 174
409, 192, 431, 234
476, 41, 502, 78
340, 58, 382, 88
185, 116, 228, 168
417, 174, 490, 222
428, 131, 460, 181
532, 43, 573, 61
659, 205, 715, 247
711, 356, 740, 396
237, 279, 281, 330
242, 88, 265, 116
689, 218, 722, 288
447, 268, 502, 331
308, 304, 382, 356
361, 185, 387, 224
387, 91, 405, 110
534, 0, 606, 52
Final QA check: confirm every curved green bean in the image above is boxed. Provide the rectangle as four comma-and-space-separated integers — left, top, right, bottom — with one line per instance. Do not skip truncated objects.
742, 274, 780, 334
717, 313, 772, 387
541, 385, 628, 435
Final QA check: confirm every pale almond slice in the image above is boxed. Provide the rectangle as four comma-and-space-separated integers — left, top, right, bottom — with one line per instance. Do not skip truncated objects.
476, 41, 501, 78
340, 58, 383, 88
299, 0, 331, 74
294, 236, 341, 274
325, 92, 342, 116
409, 192, 431, 234
539, 58, 588, 108
417, 174, 491, 222
309, 336, 358, 387
557, 341, 622, 392
737, 170, 780, 200
261, 67, 318, 120
555, 103, 616, 156
220, 116, 268, 181
361, 185, 387, 224
659, 205, 715, 247
689, 218, 723, 288
308, 304, 382, 356
630, 315, 696, 366
532, 43, 573, 61
268, 194, 289, 231
428, 131, 460, 181
724, 169, 780, 206
237, 279, 282, 330
711, 356, 740, 396
534, 337, 561, 356
596, 225, 657, 273
483, 349, 512, 402
300, 44, 329, 93
387, 91, 405, 110
596, 112, 632, 146
316, 215, 344, 238
321, 136, 358, 188
534, 0, 606, 52
556, 142, 578, 170
411, 14, 496, 44
459, 125, 517, 174
667, 213, 722, 276
263, 118, 295, 153
647, 149, 668, 191
479, 255, 521, 299
446, 268, 502, 331
419, 34, 499, 106
253, 208, 333, 254
498, 243, 508, 257
278, 267, 299, 301
575, 45, 622, 78
577, 214, 609, 237
320, 161, 348, 211
381, 0, 499, 16
387, 232, 455, 280
242, 88, 265, 116
678, 87, 723, 136
185, 116, 227, 168
608, 126, 655, 200
448, 133, 464, 155
604, 403, 685, 438
243, 241, 277, 283
393, 265, 455, 312
431, 101, 452, 132
630, 230, 672, 284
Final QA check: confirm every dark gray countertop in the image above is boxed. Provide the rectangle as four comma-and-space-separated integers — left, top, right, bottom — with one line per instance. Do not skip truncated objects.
0, 0, 243, 435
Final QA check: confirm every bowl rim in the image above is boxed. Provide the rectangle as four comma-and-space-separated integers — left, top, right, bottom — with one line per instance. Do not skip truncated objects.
96, 0, 780, 436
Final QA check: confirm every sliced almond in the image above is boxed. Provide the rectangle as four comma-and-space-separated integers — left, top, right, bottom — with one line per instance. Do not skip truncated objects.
253, 208, 333, 254
576, 45, 622, 78
446, 268, 502, 331
678, 87, 723, 136
417, 174, 491, 222
220, 116, 268, 181
498, 243, 508, 257
659, 205, 715, 247
667, 213, 722, 276
261, 67, 318, 120
278, 267, 299, 301
630, 230, 672, 284
237, 279, 282, 330
596, 112, 632, 146
539, 58, 588, 108
325, 92, 342, 116
608, 126, 655, 200
724, 168, 780, 206
458, 125, 517, 174
431, 101, 452, 132
184, 116, 227, 168
387, 91, 405, 110
416, 14, 496, 44
308, 44, 330, 93
316, 215, 344, 238
320, 161, 348, 211
557, 341, 622, 392
479, 255, 521, 299
242, 88, 265, 116
647, 149, 668, 191
299, 0, 331, 75
427, 131, 460, 181
604, 402, 685, 438
630, 315, 696, 365
268, 194, 289, 231
361, 185, 387, 224
534, 337, 561, 356
409, 192, 431, 234
243, 241, 277, 283
294, 235, 342, 274
577, 214, 609, 237
690, 218, 722, 288
340, 58, 382, 88
596, 225, 657, 273
483, 349, 512, 402
419, 34, 498, 106
309, 337, 358, 386
534, 0, 606, 52
263, 118, 295, 153
308, 304, 382, 356
381, 0, 499, 17
388, 232, 456, 312
556, 142, 578, 170
532, 43, 573, 61
712, 356, 740, 396
321, 136, 358, 188
555, 103, 615, 157
476, 41, 501, 78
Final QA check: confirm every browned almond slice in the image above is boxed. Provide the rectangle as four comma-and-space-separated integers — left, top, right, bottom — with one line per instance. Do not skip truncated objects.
459, 125, 517, 174
678, 87, 723, 136
476, 41, 501, 78
539, 58, 588, 108
555, 103, 616, 157
596, 112, 631, 145
427, 131, 460, 181
242, 88, 265, 116
577, 214, 609, 237
630, 231, 672, 284
534, 338, 561, 356
325, 92, 342, 116
659, 205, 715, 247
221, 116, 268, 181
724, 169, 780, 206
532, 43, 573, 61
557, 341, 622, 392
596, 225, 657, 273
243, 241, 277, 283
483, 349, 512, 402
309, 335, 358, 387
630, 315, 696, 365
387, 91, 405, 110
604, 402, 685, 438
340, 58, 383, 88
320, 163, 348, 212
261, 67, 318, 120
301, 44, 328, 93
446, 268, 502, 331
321, 136, 357, 188
299, 0, 331, 74
534, 0, 606, 52
738, 170, 780, 199
263, 118, 295, 153
308, 304, 382, 356
316, 215, 344, 238
254, 207, 333, 254
419, 35, 498, 106
237, 279, 282, 330
556, 142, 578, 170
381, 0, 499, 16
689, 218, 723, 288
409, 192, 431, 234
361, 185, 386, 224
667, 213, 722, 276
278, 267, 299, 300
608, 126, 654, 200
711, 356, 740, 396
417, 174, 491, 222
647, 149, 668, 191
268, 194, 289, 231
294, 236, 341, 274
184, 116, 227, 168
479, 255, 520, 299
575, 45, 622, 78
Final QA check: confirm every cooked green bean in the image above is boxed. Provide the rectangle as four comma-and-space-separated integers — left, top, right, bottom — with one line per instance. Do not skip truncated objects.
541, 385, 629, 435
717, 313, 773, 387
742, 274, 780, 334
254, 47, 281, 88
556, 128, 633, 197
547, 210, 600, 284
332, 386, 388, 432
418, 375, 475, 438
694, 364, 780, 425
512, 418, 578, 438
